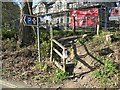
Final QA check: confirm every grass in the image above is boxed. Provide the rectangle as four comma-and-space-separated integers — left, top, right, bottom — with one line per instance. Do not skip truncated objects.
3, 28, 120, 86
32, 68, 69, 83
77, 31, 120, 87
33, 61, 69, 83
92, 56, 119, 87
35, 62, 49, 72
52, 69, 69, 82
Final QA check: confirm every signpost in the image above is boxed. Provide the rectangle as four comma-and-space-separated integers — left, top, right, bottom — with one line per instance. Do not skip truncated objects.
23, 15, 37, 26
37, 14, 40, 62
23, 14, 52, 62
23, 14, 40, 62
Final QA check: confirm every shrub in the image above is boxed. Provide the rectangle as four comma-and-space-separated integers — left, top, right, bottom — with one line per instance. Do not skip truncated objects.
40, 41, 50, 59
2, 28, 17, 40
2, 38, 17, 52
35, 62, 49, 72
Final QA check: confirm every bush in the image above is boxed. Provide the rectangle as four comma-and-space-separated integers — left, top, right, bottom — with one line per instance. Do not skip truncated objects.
40, 41, 50, 59
2, 28, 18, 40
40, 30, 50, 43
35, 62, 49, 72
2, 38, 17, 52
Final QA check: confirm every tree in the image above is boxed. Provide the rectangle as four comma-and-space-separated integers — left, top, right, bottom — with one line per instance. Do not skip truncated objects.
18, 1, 35, 47
2, 2, 20, 29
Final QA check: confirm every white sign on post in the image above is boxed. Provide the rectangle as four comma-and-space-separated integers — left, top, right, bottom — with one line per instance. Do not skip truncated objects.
23, 14, 40, 62
109, 7, 120, 21
23, 14, 52, 62
40, 15, 52, 21
23, 15, 37, 26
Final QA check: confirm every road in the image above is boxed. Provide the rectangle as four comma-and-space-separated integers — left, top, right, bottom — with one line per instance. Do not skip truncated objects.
0, 79, 28, 88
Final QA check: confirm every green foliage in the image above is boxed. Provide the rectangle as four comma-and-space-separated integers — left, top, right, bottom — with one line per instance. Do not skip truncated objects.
53, 30, 73, 37
78, 38, 89, 45
104, 60, 119, 74
92, 57, 119, 86
32, 64, 69, 83
78, 36, 92, 45
2, 28, 18, 40
39, 30, 51, 59
40, 30, 50, 43
40, 41, 50, 59
2, 38, 17, 51
35, 62, 49, 72
53, 69, 69, 82
92, 35, 105, 44
31, 74, 50, 82
2, 2, 20, 28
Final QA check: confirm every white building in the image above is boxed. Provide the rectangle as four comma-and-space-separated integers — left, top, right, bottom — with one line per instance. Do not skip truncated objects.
32, 0, 100, 30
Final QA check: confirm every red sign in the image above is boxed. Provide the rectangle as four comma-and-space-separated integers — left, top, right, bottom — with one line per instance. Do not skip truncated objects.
70, 8, 98, 27
110, 7, 120, 16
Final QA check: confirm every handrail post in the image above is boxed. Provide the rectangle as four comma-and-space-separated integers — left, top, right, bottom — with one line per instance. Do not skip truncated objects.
37, 14, 40, 62
62, 48, 68, 71
50, 22, 53, 62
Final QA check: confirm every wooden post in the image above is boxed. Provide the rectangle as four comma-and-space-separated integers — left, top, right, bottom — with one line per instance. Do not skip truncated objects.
105, 6, 107, 30
71, 40, 75, 59
97, 15, 100, 35
50, 23, 53, 62
63, 49, 67, 72
73, 16, 76, 34
116, 14, 120, 30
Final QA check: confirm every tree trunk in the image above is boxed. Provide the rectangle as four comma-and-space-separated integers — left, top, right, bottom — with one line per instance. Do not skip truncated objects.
18, 1, 35, 47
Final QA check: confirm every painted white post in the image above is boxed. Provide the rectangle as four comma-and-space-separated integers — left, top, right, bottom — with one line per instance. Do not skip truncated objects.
37, 14, 40, 62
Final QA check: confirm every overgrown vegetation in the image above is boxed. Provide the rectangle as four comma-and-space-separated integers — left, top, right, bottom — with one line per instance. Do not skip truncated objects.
2, 28, 18, 40
2, 28, 18, 52
2, 26, 120, 87
78, 31, 120, 87
53, 69, 69, 82
92, 56, 119, 86
32, 61, 69, 83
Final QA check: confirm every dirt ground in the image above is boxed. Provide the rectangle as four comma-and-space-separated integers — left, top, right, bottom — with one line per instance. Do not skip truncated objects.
1, 33, 120, 88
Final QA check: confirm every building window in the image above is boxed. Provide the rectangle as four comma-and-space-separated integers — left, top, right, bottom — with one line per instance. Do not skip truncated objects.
59, 2, 62, 10
61, 18, 63, 23
69, 4, 73, 9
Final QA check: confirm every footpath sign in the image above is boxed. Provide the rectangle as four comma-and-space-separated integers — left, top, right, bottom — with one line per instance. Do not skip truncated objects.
23, 15, 37, 26
23, 14, 40, 62
23, 14, 52, 62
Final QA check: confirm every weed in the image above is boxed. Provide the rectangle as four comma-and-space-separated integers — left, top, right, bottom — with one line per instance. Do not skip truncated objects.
2, 38, 17, 51
35, 62, 49, 72
53, 30, 73, 37
92, 57, 119, 86
32, 75, 49, 82
52, 69, 69, 83
32, 66, 69, 83
40, 41, 50, 59
78, 37, 92, 46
